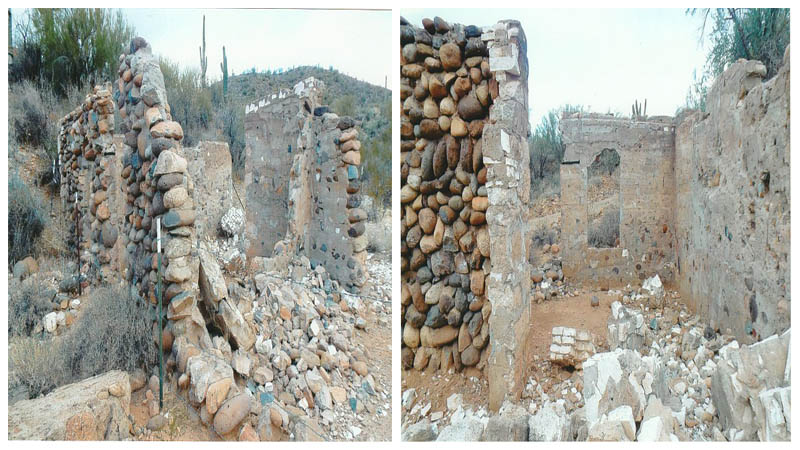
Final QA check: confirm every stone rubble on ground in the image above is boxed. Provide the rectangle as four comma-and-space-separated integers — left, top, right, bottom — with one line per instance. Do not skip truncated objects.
175, 249, 392, 441
403, 275, 791, 442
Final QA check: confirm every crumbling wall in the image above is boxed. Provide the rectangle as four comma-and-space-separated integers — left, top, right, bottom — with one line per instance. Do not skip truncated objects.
399, 16, 530, 411
560, 115, 677, 288
185, 141, 235, 240
57, 84, 124, 284
244, 78, 367, 290
674, 49, 791, 340
243, 83, 315, 258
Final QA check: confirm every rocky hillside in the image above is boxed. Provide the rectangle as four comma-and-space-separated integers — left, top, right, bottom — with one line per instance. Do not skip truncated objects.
217, 66, 391, 141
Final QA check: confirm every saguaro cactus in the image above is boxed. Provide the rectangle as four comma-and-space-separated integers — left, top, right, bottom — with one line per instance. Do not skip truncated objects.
632, 99, 647, 120
220, 45, 228, 100
199, 15, 207, 87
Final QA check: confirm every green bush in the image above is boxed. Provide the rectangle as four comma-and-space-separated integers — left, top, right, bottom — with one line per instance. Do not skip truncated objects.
160, 58, 214, 147
216, 103, 246, 177
8, 280, 55, 337
361, 125, 391, 208
20, 9, 134, 95
63, 285, 157, 381
8, 173, 48, 265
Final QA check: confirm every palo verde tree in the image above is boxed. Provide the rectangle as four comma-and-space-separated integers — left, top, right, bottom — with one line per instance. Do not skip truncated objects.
529, 104, 583, 181
21, 9, 134, 96
685, 8, 790, 110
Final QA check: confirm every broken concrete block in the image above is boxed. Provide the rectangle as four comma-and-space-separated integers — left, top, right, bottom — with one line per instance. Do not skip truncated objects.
528, 400, 569, 441
549, 326, 595, 368
587, 405, 635, 441
607, 301, 647, 351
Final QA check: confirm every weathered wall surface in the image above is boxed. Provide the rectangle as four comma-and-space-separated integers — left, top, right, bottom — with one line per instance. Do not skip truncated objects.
185, 141, 234, 240
482, 20, 532, 411
399, 16, 530, 411
243, 84, 314, 258
304, 116, 368, 289
244, 78, 367, 290
675, 49, 791, 340
560, 115, 677, 288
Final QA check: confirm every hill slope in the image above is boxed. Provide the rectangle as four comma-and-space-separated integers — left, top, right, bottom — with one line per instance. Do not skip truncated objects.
215, 65, 391, 141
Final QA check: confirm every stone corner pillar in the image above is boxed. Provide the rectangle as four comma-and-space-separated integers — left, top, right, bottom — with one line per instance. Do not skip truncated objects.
483, 20, 532, 412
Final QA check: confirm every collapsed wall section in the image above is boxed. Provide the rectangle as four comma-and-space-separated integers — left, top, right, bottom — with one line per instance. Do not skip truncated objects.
244, 78, 367, 290
674, 49, 791, 340
559, 115, 677, 288
399, 16, 530, 411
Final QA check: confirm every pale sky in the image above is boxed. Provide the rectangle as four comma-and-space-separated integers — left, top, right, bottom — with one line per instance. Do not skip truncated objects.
12, 8, 393, 88
402, 8, 709, 127
123, 9, 392, 88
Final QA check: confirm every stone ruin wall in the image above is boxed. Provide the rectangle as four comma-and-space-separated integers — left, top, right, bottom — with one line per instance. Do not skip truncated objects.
57, 84, 125, 285
559, 48, 791, 341
111, 37, 213, 349
559, 115, 677, 288
399, 16, 531, 411
244, 78, 368, 291
58, 37, 212, 354
675, 48, 791, 341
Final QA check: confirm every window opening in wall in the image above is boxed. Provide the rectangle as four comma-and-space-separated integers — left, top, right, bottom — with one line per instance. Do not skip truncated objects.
587, 148, 620, 248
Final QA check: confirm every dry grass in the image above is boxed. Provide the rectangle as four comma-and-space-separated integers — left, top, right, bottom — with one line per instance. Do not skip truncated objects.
588, 208, 620, 248
8, 285, 158, 400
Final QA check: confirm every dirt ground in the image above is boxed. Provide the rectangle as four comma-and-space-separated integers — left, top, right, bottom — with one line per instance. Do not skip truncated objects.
528, 289, 619, 356
402, 288, 623, 423
350, 251, 393, 441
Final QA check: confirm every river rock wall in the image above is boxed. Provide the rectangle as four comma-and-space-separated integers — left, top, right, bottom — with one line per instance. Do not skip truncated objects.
399, 16, 531, 411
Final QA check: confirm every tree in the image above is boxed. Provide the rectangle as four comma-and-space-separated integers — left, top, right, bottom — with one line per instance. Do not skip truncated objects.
25, 9, 134, 95
685, 8, 790, 110
529, 105, 582, 180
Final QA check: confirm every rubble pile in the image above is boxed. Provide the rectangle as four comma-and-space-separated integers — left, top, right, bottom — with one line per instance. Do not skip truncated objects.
403, 278, 792, 442
170, 246, 390, 441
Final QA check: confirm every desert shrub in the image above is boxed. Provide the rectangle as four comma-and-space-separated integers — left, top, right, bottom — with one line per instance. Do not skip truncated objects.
217, 103, 246, 177
8, 41, 44, 84
160, 58, 214, 147
8, 280, 55, 337
361, 125, 391, 209
531, 171, 561, 201
366, 215, 391, 254
332, 94, 356, 117
8, 336, 68, 399
8, 173, 48, 265
9, 284, 157, 399
17, 9, 134, 95
63, 285, 157, 381
589, 209, 620, 248
10, 80, 53, 150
